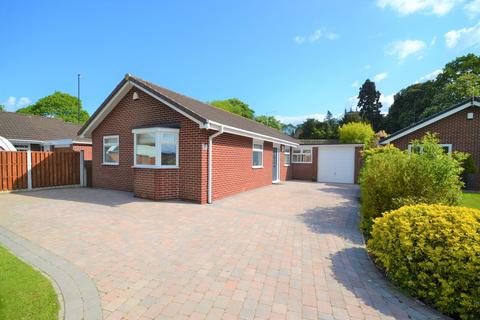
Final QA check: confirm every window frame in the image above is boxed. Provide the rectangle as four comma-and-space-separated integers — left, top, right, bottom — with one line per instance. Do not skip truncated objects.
292, 147, 313, 163
252, 139, 264, 168
284, 146, 291, 166
103, 135, 119, 165
132, 128, 180, 169
407, 143, 452, 154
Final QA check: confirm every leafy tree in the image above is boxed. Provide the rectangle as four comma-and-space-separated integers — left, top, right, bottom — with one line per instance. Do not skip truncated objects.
339, 109, 363, 125
338, 122, 375, 145
384, 54, 480, 133
297, 114, 339, 140
0, 104, 5, 112
357, 79, 383, 131
422, 73, 480, 118
255, 115, 283, 130
16, 91, 89, 124
384, 81, 435, 133
436, 53, 480, 87
210, 98, 255, 119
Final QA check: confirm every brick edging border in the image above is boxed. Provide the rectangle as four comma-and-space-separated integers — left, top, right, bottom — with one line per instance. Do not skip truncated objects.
0, 226, 102, 320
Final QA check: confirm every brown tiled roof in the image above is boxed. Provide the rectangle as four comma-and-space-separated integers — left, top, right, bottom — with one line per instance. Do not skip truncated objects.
0, 112, 91, 143
79, 75, 298, 144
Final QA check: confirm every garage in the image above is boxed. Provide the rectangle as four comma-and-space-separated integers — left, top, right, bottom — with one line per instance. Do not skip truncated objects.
317, 145, 357, 184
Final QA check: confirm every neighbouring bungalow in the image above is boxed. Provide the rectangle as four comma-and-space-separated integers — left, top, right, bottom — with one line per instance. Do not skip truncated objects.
381, 97, 480, 189
0, 112, 92, 159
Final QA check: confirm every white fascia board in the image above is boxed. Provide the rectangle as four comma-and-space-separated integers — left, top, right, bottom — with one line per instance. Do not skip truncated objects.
8, 139, 45, 144
381, 100, 480, 144
72, 141, 92, 145
207, 121, 299, 147
80, 82, 134, 138
44, 139, 73, 145
301, 144, 363, 147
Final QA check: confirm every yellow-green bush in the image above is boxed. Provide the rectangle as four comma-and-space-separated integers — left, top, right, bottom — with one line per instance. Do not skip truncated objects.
360, 133, 466, 234
368, 205, 480, 319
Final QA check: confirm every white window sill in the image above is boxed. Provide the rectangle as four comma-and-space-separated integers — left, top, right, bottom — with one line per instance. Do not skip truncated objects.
284, 164, 290, 167
252, 165, 264, 169
102, 162, 119, 166
132, 165, 179, 169
292, 162, 312, 164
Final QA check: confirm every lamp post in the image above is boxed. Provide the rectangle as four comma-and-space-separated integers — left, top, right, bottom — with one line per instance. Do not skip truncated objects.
77, 74, 81, 123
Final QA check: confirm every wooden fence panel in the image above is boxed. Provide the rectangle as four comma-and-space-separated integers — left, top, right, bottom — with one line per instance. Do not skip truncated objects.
31, 151, 80, 188
0, 151, 80, 191
0, 151, 28, 191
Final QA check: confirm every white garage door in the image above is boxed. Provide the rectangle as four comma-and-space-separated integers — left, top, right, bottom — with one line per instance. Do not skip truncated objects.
317, 146, 355, 184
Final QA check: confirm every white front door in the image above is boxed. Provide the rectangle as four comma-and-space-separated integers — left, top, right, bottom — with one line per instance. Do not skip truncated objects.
272, 146, 280, 182
317, 146, 355, 184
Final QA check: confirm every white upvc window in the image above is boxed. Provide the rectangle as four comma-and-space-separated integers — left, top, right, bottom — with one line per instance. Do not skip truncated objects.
103, 135, 119, 165
292, 147, 312, 163
284, 146, 291, 166
132, 128, 179, 168
408, 144, 452, 154
14, 144, 30, 151
252, 139, 264, 168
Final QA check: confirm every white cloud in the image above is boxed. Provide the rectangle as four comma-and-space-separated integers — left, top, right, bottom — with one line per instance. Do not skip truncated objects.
3, 96, 31, 111
347, 95, 359, 109
364, 64, 372, 70
275, 113, 326, 125
377, 0, 461, 16
373, 72, 388, 82
380, 93, 395, 113
445, 22, 480, 48
416, 69, 442, 83
430, 36, 437, 46
294, 28, 339, 44
387, 39, 426, 60
465, 0, 480, 18
352, 80, 360, 88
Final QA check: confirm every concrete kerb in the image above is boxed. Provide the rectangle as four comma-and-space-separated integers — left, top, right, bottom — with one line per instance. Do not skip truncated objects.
0, 226, 102, 320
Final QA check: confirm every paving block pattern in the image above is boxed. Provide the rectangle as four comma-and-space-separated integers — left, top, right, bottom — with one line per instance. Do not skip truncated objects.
0, 182, 449, 319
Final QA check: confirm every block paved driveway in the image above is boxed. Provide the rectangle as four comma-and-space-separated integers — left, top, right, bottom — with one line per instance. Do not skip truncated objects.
0, 181, 446, 320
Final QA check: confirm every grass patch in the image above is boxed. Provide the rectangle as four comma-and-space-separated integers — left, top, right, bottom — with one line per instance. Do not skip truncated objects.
0, 245, 59, 320
460, 192, 480, 210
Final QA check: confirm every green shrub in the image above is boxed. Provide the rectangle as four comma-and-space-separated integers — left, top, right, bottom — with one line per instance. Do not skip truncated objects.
338, 122, 375, 146
367, 204, 480, 319
360, 133, 466, 234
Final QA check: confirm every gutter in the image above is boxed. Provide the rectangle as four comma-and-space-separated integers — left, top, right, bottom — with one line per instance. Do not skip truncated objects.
208, 125, 224, 204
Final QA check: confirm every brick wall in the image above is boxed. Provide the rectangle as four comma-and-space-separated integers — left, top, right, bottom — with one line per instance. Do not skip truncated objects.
72, 144, 92, 160
291, 147, 318, 181
91, 88, 209, 202
133, 168, 180, 200
390, 105, 480, 189
211, 133, 275, 201
279, 146, 293, 181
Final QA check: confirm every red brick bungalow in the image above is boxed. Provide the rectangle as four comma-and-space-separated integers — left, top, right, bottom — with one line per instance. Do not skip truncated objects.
381, 97, 480, 189
78, 74, 299, 203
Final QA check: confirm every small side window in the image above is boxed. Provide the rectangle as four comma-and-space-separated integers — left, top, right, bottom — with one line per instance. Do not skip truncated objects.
103, 136, 119, 165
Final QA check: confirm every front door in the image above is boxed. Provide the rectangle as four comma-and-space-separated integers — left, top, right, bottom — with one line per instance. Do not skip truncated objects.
272, 146, 279, 182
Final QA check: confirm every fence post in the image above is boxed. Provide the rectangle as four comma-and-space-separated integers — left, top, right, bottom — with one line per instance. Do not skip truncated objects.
79, 150, 84, 187
27, 151, 32, 190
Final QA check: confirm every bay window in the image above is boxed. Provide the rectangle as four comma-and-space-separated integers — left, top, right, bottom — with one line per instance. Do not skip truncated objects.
132, 128, 179, 168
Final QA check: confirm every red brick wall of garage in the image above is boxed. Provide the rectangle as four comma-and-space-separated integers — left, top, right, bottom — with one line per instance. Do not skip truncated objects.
291, 147, 318, 181
389, 105, 480, 189
211, 133, 275, 201
72, 144, 92, 160
91, 88, 209, 202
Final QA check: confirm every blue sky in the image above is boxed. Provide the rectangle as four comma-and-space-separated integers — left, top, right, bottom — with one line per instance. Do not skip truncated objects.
1, 0, 480, 124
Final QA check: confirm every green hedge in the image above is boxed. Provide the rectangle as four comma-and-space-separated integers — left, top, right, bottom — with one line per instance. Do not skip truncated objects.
359, 133, 466, 234
367, 204, 480, 319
